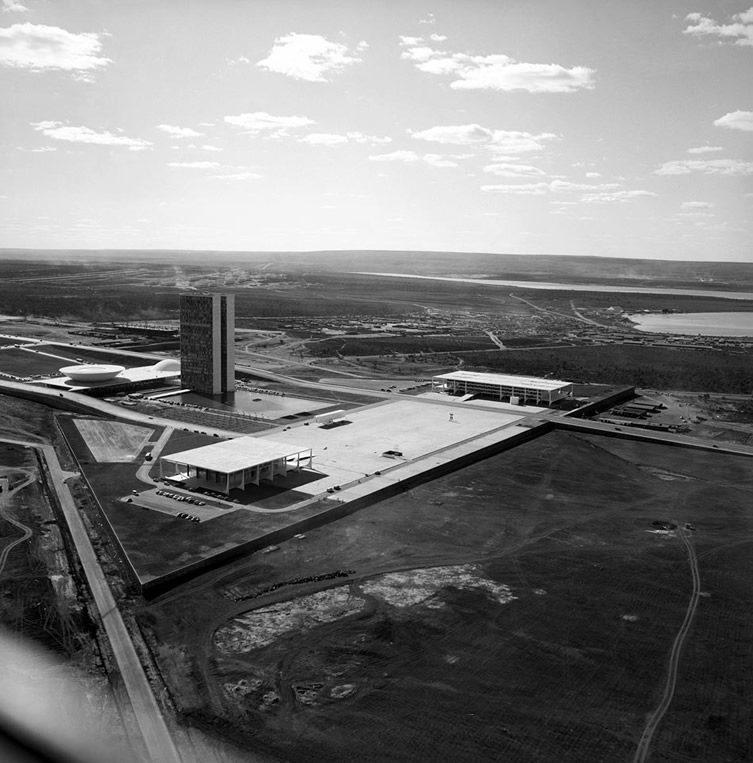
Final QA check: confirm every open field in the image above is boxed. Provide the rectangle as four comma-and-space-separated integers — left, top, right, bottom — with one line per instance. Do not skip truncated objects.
3, 254, 753, 328
72, 419, 154, 463
43, 344, 154, 367
0, 394, 56, 441
0, 348, 76, 377
4, 249, 753, 287
458, 345, 753, 393
307, 334, 497, 357
139, 429, 753, 762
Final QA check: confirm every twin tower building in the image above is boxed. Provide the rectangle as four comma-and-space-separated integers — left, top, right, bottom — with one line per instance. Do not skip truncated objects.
179, 293, 235, 396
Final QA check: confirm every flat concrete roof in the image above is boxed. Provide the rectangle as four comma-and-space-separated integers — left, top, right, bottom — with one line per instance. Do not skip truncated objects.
162, 436, 311, 474
434, 370, 571, 391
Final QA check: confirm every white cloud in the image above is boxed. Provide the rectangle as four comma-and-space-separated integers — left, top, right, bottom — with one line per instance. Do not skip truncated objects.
422, 153, 458, 168
549, 180, 620, 192
483, 163, 547, 177
655, 158, 753, 176
429, 33, 447, 42
369, 150, 420, 162
713, 110, 753, 132
687, 145, 723, 154
453, 59, 595, 93
368, 149, 465, 167
684, 7, 753, 46
580, 190, 657, 203
167, 161, 220, 169
0, 23, 110, 73
679, 201, 713, 217
2, 1, 29, 12
300, 133, 349, 146
399, 38, 595, 93
585, 171, 601, 178
257, 33, 366, 82
681, 201, 712, 210
300, 131, 391, 146
157, 124, 203, 138
224, 111, 314, 138
411, 124, 493, 144
31, 121, 151, 150
210, 171, 262, 181
481, 183, 548, 195
410, 123, 558, 154
200, 144, 223, 152
347, 131, 391, 145
481, 179, 624, 195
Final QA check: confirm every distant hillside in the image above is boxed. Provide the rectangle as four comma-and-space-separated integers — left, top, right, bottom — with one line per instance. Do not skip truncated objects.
3, 249, 753, 290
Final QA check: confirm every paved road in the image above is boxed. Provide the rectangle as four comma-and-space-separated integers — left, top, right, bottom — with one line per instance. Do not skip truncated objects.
236, 363, 393, 399
633, 527, 701, 763
569, 299, 611, 328
555, 416, 753, 458
0, 378, 241, 438
135, 425, 174, 487
1, 436, 183, 763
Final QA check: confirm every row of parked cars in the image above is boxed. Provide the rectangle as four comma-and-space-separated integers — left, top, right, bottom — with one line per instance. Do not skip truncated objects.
177, 512, 200, 523
156, 488, 205, 506
194, 488, 230, 500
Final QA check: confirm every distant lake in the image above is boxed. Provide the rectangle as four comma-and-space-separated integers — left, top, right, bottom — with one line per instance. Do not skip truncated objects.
628, 312, 753, 336
357, 272, 753, 301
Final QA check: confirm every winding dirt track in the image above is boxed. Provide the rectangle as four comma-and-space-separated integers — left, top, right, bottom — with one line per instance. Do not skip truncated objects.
0, 436, 184, 763
633, 527, 701, 763
0, 471, 34, 576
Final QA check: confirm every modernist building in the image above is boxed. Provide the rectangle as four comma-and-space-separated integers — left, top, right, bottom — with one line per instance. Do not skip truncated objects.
38, 359, 181, 397
159, 436, 313, 494
432, 370, 572, 406
179, 293, 235, 395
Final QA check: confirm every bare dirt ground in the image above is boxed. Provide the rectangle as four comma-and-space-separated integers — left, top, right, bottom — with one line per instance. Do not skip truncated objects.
142, 429, 753, 762
636, 390, 753, 445
73, 418, 154, 462
0, 414, 129, 758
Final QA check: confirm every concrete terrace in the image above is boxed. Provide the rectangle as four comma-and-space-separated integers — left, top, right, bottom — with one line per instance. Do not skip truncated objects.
251, 398, 525, 498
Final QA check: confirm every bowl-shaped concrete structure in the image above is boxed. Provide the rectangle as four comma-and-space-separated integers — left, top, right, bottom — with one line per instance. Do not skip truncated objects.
59, 364, 125, 382
152, 359, 180, 372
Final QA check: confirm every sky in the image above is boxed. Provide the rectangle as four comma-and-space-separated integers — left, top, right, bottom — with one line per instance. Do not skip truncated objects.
1, 0, 752, 261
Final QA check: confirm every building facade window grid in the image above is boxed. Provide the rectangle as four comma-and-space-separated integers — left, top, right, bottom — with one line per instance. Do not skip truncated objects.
179, 293, 235, 396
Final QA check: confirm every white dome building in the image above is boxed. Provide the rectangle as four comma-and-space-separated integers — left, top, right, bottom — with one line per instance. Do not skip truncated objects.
152, 358, 180, 373
59, 364, 125, 382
